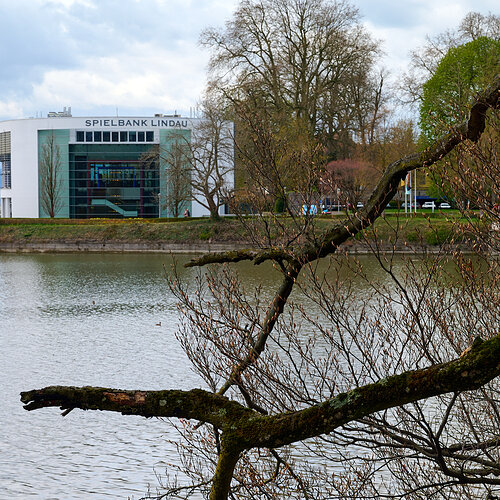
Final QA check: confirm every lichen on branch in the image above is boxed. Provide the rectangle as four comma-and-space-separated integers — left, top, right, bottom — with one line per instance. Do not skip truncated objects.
20, 333, 500, 451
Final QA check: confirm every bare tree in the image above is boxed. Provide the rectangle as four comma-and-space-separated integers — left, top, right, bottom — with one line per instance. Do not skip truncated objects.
322, 158, 379, 208
21, 77, 500, 500
39, 132, 63, 218
201, 0, 381, 160
147, 102, 233, 220
186, 99, 234, 220
157, 141, 192, 218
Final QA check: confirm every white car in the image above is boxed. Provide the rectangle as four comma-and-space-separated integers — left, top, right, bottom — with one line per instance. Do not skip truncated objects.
422, 201, 435, 209
439, 202, 451, 209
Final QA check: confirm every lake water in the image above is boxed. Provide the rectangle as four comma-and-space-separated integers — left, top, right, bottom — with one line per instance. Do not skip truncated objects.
0, 252, 430, 499
0, 253, 290, 499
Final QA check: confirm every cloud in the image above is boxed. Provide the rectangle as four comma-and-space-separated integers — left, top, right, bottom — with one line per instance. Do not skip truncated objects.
0, 0, 497, 120
0, 0, 236, 119
30, 39, 209, 115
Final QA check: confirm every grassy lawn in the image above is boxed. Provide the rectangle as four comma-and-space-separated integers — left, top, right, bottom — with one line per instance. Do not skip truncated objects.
0, 211, 481, 248
0, 217, 245, 244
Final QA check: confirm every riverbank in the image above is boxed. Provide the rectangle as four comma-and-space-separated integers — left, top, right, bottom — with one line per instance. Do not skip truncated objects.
0, 213, 478, 254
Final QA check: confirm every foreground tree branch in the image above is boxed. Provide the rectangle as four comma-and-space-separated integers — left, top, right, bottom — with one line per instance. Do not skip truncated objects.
21, 334, 500, 498
21, 75, 500, 500
21, 334, 500, 446
184, 76, 500, 403
20, 387, 254, 426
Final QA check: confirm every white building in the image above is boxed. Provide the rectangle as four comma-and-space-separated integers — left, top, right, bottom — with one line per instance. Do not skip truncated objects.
0, 111, 233, 218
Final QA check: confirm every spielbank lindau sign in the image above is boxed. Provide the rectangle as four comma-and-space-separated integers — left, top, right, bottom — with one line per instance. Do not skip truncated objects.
84, 118, 189, 128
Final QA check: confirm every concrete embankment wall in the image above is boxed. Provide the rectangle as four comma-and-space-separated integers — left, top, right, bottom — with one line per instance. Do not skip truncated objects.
0, 240, 428, 254
0, 241, 250, 254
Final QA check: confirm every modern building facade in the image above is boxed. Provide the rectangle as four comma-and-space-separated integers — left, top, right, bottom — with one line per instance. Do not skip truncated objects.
0, 111, 233, 218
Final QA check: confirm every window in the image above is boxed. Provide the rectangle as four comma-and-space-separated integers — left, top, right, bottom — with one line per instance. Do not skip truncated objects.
1, 197, 12, 217
76, 130, 156, 143
0, 159, 11, 189
89, 162, 139, 188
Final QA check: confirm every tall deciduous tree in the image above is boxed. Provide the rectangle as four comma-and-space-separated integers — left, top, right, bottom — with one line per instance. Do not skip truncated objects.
39, 132, 63, 218
401, 11, 500, 105
21, 77, 500, 500
420, 36, 500, 144
201, 0, 381, 160
418, 35, 500, 206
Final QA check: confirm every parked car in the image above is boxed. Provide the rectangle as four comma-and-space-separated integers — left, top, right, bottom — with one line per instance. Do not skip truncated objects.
422, 201, 436, 209
439, 202, 451, 209
401, 202, 421, 209
324, 204, 346, 212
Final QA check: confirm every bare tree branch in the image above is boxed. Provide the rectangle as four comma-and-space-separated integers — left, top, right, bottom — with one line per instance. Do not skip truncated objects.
20, 333, 500, 450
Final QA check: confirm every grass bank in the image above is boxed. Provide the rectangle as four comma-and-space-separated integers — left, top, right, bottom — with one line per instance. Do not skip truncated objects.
0, 211, 480, 252
0, 217, 244, 245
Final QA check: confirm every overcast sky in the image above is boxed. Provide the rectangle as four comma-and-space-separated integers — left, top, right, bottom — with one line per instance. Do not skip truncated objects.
0, 0, 497, 120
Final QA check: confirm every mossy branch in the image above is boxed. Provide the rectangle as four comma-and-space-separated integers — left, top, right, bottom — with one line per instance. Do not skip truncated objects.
185, 247, 296, 267
185, 249, 258, 267
232, 333, 500, 450
20, 386, 255, 427
20, 334, 499, 451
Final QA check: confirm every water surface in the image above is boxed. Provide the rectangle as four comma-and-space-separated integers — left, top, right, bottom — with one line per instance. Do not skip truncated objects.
0, 252, 401, 499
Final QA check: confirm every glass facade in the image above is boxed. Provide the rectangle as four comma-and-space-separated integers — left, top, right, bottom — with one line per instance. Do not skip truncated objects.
68, 143, 159, 218
0, 119, 212, 219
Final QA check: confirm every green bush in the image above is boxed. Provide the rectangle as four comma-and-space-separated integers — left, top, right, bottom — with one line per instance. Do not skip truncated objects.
274, 197, 285, 213
405, 231, 419, 243
425, 228, 451, 245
